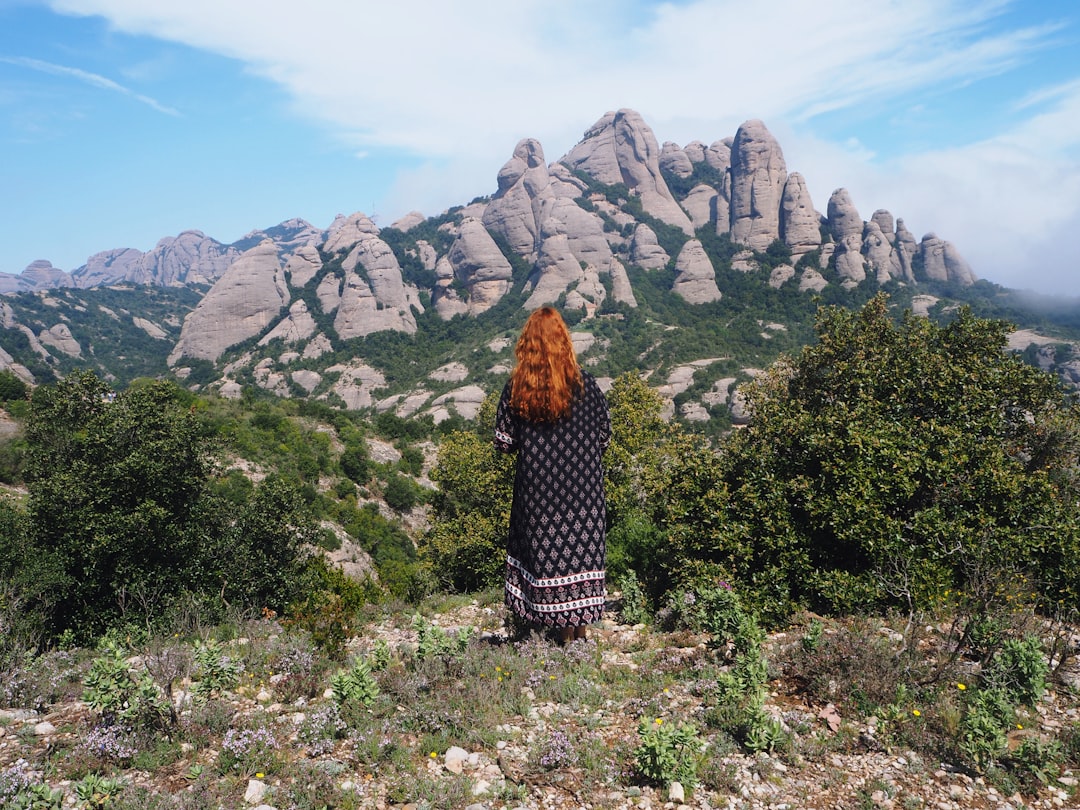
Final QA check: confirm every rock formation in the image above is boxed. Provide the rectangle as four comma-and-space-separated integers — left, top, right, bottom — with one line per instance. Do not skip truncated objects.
561, 109, 694, 236
672, 240, 721, 303
729, 120, 788, 251
168, 240, 289, 364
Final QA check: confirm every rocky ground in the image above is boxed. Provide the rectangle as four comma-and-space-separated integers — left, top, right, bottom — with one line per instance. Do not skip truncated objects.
1, 599, 1077, 810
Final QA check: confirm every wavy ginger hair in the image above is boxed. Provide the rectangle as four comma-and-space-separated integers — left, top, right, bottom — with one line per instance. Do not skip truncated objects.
509, 307, 582, 421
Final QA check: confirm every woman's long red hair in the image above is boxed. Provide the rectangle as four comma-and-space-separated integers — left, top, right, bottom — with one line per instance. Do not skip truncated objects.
509, 307, 582, 421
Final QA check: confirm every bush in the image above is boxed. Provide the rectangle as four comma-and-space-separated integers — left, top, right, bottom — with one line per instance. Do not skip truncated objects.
634, 718, 702, 787
984, 635, 1048, 707
383, 473, 421, 512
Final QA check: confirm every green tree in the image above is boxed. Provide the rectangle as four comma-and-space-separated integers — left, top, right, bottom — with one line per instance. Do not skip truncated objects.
603, 372, 688, 588
420, 392, 513, 591
666, 295, 1080, 623
21, 371, 322, 641
24, 372, 217, 639
0, 369, 28, 401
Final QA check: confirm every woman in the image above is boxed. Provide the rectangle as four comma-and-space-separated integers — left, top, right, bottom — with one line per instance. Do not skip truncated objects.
494, 307, 611, 644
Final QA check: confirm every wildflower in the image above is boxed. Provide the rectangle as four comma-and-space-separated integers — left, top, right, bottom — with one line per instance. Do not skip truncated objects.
255, 773, 264, 779
1017, 723, 1024, 730
429, 752, 437, 759
549, 675, 556, 680
655, 718, 663, 725
912, 710, 921, 717
956, 683, 966, 691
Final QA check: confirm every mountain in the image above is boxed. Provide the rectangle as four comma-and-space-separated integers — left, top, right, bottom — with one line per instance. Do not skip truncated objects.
1, 109, 1075, 427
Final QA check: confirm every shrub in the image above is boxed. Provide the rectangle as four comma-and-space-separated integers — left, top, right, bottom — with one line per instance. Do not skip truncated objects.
984, 635, 1048, 707
331, 659, 379, 708
82, 644, 172, 731
191, 640, 241, 701
634, 717, 702, 787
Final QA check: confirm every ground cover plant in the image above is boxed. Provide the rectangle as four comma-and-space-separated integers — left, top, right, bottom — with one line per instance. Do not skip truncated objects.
0, 586, 1076, 809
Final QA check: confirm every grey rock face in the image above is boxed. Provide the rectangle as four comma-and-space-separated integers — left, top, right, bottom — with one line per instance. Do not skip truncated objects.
169, 240, 289, 364
834, 234, 867, 287
436, 218, 513, 316
682, 184, 719, 231
22, 260, 74, 290
780, 173, 821, 258
660, 142, 694, 178
863, 220, 898, 283
91, 231, 238, 288
672, 239, 721, 303
483, 136, 636, 311
326, 362, 387, 410
482, 138, 551, 257
827, 189, 863, 241
919, 234, 976, 286
284, 245, 323, 289
870, 210, 895, 242
561, 109, 693, 235
630, 224, 670, 270
895, 219, 919, 282
333, 227, 421, 340
39, 323, 81, 357
259, 299, 317, 347
729, 120, 787, 251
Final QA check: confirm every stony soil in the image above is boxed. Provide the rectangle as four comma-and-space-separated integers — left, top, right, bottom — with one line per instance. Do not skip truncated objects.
1, 601, 1077, 810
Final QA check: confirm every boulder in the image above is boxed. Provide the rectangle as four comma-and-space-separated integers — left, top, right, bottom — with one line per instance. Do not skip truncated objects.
672, 239, 721, 303
630, 224, 670, 270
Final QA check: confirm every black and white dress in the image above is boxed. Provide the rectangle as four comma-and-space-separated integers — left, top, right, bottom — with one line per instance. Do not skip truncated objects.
494, 371, 611, 628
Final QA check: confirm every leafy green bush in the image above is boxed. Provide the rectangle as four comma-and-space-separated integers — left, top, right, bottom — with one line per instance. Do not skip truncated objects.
82, 644, 172, 730
665, 295, 1080, 625
984, 635, 1048, 707
958, 687, 1012, 769
331, 659, 379, 707
192, 640, 241, 701
634, 717, 702, 787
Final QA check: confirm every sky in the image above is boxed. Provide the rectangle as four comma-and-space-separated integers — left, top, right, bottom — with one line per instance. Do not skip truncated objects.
1, 0, 1079, 295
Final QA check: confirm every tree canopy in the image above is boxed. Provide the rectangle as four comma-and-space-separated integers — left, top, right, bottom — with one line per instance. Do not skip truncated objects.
19, 371, 318, 643
664, 295, 1080, 623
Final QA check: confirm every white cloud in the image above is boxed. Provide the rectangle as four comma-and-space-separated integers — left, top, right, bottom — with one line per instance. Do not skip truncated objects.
44, 0, 1080, 292
0, 55, 180, 115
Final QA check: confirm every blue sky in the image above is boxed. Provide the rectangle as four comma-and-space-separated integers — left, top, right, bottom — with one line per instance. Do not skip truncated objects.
1, 0, 1078, 294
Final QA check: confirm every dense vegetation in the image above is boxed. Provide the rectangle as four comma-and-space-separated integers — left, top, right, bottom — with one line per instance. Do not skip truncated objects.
1, 295, 1079, 807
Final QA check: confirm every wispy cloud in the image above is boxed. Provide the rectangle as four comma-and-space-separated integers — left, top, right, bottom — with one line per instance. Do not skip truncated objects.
38, 0, 1080, 292
0, 55, 180, 115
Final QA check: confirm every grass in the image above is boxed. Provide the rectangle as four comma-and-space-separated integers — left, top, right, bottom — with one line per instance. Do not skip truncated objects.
0, 597, 1078, 809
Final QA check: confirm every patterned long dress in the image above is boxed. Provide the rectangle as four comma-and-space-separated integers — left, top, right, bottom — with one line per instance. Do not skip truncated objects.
494, 371, 611, 628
